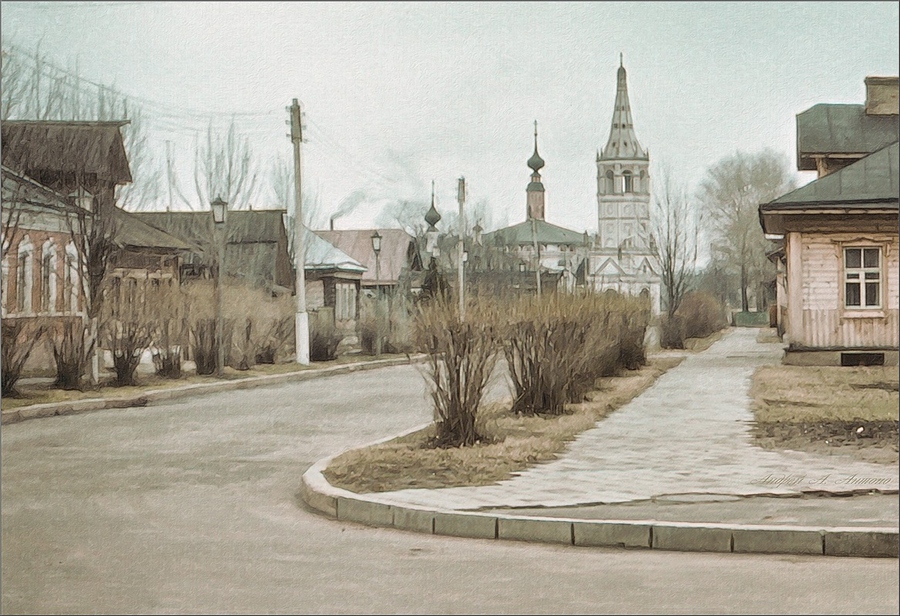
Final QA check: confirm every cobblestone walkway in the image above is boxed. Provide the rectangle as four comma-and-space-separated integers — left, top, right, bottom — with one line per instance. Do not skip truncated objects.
374, 328, 899, 510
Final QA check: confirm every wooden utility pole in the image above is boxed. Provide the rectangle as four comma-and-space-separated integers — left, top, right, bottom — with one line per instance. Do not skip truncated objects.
289, 98, 309, 365
457, 176, 466, 320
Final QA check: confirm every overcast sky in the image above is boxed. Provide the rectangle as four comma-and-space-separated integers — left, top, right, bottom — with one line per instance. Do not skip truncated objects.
2, 1, 899, 233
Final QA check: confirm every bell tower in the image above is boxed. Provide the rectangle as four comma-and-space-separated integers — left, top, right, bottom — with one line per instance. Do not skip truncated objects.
592, 55, 660, 314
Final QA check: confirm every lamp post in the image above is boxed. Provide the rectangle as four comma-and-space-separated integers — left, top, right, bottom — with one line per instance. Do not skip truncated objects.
457, 177, 466, 320
210, 196, 227, 377
371, 230, 382, 357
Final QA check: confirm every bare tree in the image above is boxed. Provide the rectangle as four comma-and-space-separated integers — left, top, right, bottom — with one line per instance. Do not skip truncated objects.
193, 119, 259, 210
698, 149, 796, 312
650, 167, 701, 318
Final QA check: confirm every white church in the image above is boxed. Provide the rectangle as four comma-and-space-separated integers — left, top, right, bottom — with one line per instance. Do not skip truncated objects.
589, 58, 662, 315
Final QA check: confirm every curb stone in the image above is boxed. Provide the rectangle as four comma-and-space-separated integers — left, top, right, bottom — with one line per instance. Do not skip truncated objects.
1, 355, 427, 426
300, 433, 900, 559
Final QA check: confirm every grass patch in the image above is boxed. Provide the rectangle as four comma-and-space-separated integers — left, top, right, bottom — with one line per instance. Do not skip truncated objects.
751, 365, 898, 423
1, 352, 413, 411
323, 356, 683, 493
750, 364, 899, 465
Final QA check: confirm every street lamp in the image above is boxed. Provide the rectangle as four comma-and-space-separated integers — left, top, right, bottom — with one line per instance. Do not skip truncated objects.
210, 196, 227, 377
371, 230, 382, 357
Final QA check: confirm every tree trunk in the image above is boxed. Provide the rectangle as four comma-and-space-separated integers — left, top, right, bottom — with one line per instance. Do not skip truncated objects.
740, 264, 749, 312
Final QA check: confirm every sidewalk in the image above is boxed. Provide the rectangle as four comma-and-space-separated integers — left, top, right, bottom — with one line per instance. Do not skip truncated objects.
302, 329, 899, 557
1, 354, 426, 425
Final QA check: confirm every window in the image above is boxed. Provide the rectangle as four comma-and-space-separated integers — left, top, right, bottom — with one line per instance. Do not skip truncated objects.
16, 236, 33, 314
335, 282, 357, 321
40, 240, 57, 313
623, 171, 633, 193
64, 242, 80, 313
844, 247, 881, 308
605, 171, 614, 194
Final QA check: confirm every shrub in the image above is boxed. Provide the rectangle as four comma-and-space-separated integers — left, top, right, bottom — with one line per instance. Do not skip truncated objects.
191, 318, 217, 375
677, 291, 726, 340
51, 319, 92, 390
659, 314, 686, 350
1, 319, 47, 397
502, 292, 650, 415
415, 297, 500, 447
310, 308, 343, 362
106, 319, 154, 386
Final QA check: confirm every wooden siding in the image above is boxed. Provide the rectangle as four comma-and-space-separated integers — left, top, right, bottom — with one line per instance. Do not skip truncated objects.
789, 231, 899, 349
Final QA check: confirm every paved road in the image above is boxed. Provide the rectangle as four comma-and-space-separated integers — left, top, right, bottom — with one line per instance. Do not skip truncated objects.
2, 363, 898, 614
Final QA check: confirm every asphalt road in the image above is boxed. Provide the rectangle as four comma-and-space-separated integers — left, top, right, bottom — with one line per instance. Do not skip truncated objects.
2, 364, 898, 614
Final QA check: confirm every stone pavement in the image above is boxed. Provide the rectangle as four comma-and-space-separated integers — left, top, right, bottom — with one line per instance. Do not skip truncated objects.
361, 328, 899, 511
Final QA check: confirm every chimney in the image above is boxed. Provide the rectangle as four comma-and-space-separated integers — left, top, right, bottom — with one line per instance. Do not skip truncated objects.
865, 76, 899, 116
330, 217, 335, 231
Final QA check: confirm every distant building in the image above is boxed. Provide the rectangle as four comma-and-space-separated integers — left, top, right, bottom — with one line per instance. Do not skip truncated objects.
589, 59, 661, 313
483, 122, 589, 294
315, 228, 422, 294
760, 75, 899, 366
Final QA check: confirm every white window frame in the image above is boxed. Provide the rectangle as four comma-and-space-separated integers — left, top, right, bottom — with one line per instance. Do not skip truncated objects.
843, 246, 882, 310
40, 239, 58, 314
16, 235, 34, 314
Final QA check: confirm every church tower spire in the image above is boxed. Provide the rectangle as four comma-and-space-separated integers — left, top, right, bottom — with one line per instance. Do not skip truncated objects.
526, 120, 546, 220
601, 55, 647, 161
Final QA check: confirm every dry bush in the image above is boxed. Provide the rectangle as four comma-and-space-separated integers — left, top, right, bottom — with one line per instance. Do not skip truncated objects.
51, 319, 93, 390
677, 291, 726, 340
414, 296, 500, 447
502, 292, 650, 416
106, 320, 154, 386
660, 314, 686, 350
182, 280, 295, 373
309, 307, 342, 362
1, 318, 48, 396
149, 280, 187, 378
357, 294, 377, 355
385, 291, 415, 354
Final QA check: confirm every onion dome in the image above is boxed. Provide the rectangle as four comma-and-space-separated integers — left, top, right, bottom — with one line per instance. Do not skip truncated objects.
424, 180, 441, 230
527, 120, 545, 172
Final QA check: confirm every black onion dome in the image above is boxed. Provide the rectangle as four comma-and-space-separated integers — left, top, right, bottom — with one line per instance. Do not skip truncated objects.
528, 146, 544, 172
424, 202, 441, 229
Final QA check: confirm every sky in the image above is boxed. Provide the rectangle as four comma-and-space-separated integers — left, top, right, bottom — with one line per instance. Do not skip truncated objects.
2, 1, 899, 234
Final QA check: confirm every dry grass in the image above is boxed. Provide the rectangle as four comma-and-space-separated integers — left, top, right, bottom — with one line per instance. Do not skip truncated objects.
1, 352, 412, 411
323, 356, 683, 493
751, 365, 899, 423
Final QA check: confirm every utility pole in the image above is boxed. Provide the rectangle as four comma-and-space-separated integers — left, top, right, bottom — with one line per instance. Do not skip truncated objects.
531, 217, 542, 297
165, 140, 174, 213
457, 176, 466, 320
289, 98, 310, 365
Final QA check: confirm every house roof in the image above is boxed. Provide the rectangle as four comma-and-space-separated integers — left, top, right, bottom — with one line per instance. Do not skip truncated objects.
1, 120, 133, 184
315, 228, 417, 285
759, 142, 899, 235
134, 210, 365, 273
111, 208, 192, 252
764, 141, 899, 209
796, 104, 899, 170
303, 228, 366, 273
483, 218, 587, 247
1, 165, 76, 210
133, 210, 288, 248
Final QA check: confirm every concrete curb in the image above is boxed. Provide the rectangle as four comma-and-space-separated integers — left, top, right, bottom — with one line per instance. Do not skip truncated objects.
2, 355, 427, 426
300, 437, 900, 559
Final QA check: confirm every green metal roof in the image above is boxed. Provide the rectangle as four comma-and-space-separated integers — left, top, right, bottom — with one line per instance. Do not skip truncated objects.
484, 218, 586, 246
797, 104, 899, 170
764, 141, 899, 209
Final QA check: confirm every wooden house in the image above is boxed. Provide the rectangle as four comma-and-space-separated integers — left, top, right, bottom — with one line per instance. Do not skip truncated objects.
760, 76, 899, 366
760, 144, 898, 366
314, 228, 422, 295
